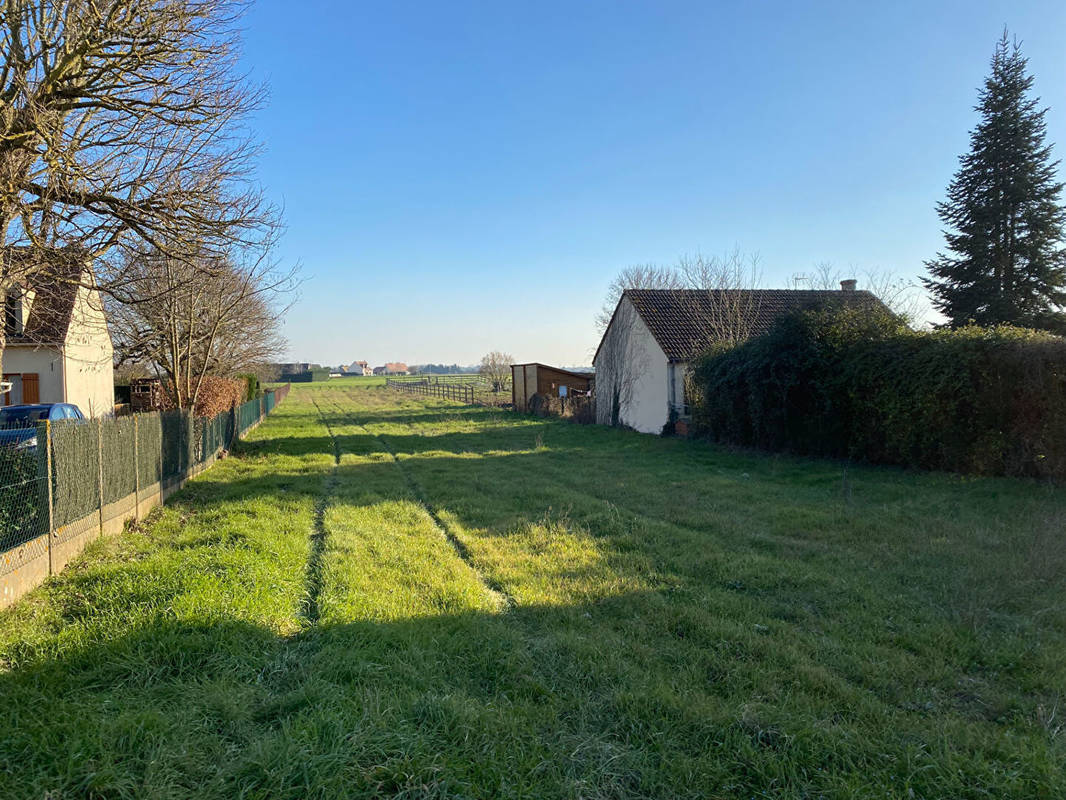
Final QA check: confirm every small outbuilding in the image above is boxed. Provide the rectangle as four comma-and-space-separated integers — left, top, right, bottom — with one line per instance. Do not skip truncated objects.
130, 377, 165, 412
593, 284, 888, 433
511, 363, 592, 412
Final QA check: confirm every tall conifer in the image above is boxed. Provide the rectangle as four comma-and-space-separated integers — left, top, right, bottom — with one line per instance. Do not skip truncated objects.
924, 33, 1066, 331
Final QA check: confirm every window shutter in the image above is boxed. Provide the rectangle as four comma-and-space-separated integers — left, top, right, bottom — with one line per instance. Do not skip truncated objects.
22, 373, 39, 404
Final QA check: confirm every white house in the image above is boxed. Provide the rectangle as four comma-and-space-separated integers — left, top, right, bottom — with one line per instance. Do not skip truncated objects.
593, 284, 886, 434
3, 262, 115, 417
348, 360, 372, 376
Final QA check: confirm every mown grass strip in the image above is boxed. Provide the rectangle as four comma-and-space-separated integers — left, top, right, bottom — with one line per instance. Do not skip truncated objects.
0, 382, 1063, 799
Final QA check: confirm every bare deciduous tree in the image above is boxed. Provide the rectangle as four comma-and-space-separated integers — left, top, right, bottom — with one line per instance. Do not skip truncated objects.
793, 262, 930, 326
0, 0, 279, 376
596, 250, 762, 344
109, 248, 295, 411
478, 351, 513, 393
595, 263, 684, 333
676, 249, 762, 347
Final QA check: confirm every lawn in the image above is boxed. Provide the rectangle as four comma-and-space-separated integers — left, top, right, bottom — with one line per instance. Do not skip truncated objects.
1, 381, 1064, 799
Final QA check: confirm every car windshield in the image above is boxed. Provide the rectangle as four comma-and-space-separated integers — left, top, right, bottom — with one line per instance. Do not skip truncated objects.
0, 407, 50, 425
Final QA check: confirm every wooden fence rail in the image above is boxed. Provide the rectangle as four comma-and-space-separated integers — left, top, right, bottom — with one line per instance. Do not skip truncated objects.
386, 377, 475, 403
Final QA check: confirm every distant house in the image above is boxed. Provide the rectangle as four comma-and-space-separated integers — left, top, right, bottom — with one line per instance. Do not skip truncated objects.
593, 283, 887, 434
276, 362, 319, 374
383, 362, 408, 375
349, 360, 372, 376
2, 259, 115, 417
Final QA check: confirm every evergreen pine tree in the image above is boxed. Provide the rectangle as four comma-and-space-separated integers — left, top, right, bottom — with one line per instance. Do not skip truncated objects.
923, 32, 1066, 331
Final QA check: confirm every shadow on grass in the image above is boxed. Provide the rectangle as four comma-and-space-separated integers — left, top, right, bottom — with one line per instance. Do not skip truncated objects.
0, 592, 712, 798
3, 581, 1062, 798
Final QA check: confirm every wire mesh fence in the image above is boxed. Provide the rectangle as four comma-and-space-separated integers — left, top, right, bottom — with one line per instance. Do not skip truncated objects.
0, 423, 48, 562
0, 384, 291, 608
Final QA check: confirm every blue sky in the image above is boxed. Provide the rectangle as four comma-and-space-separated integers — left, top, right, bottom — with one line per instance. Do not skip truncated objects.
240, 0, 1066, 367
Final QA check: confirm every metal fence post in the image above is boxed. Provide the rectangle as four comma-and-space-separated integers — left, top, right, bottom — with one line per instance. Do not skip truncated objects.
97, 419, 104, 536
133, 414, 140, 521
44, 420, 53, 575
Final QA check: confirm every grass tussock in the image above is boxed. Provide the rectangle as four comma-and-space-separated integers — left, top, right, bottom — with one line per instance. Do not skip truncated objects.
1, 382, 1065, 798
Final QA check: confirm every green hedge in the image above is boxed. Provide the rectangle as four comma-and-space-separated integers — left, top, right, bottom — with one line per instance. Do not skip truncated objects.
281, 368, 329, 383
235, 373, 260, 401
689, 308, 1066, 479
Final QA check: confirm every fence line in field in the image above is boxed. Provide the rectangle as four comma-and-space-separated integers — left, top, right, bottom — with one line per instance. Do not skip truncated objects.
386, 377, 475, 403
0, 383, 292, 609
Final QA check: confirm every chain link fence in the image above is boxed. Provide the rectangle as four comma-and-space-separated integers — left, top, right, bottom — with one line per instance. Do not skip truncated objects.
0, 384, 291, 608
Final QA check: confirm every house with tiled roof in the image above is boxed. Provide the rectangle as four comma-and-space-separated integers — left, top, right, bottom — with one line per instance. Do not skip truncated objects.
593, 282, 886, 433
2, 258, 115, 416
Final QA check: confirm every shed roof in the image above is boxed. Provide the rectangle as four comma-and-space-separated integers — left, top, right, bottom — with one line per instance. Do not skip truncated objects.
597, 288, 887, 363
511, 363, 593, 380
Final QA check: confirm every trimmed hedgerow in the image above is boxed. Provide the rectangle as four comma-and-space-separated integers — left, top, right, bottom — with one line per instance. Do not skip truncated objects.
689, 308, 1066, 478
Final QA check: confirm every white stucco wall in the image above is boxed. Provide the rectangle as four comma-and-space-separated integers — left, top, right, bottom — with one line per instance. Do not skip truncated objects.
2, 346, 64, 403
3, 282, 113, 416
62, 283, 114, 417
594, 297, 670, 434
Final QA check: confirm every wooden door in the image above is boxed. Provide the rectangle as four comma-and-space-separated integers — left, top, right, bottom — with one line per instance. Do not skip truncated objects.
22, 373, 39, 403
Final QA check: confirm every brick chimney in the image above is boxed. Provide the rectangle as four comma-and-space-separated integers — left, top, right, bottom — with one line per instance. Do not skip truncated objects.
840, 279, 857, 291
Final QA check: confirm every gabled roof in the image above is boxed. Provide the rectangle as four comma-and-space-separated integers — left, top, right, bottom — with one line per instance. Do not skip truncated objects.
6, 255, 88, 346
596, 288, 888, 363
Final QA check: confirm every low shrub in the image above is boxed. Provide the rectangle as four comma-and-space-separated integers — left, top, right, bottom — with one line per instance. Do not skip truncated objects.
160, 377, 246, 418
527, 393, 596, 424
689, 308, 1066, 479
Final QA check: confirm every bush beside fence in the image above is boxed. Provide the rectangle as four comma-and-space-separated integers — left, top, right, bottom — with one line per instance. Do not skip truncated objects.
689, 309, 1066, 479
0, 383, 291, 608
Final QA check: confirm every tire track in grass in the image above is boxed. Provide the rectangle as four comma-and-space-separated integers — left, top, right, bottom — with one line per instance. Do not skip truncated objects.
301, 396, 341, 626
326, 392, 516, 611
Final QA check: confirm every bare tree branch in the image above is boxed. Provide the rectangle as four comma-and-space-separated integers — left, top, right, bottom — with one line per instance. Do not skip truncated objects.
0, 0, 280, 376
108, 246, 297, 411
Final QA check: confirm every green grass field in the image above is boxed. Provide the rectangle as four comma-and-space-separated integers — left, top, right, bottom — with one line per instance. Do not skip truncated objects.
2, 381, 1064, 798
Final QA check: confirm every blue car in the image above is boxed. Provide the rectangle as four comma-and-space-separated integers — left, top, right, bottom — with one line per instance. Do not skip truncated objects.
0, 403, 85, 451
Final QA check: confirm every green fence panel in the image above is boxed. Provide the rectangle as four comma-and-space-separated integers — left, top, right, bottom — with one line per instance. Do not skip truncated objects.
161, 410, 193, 481
136, 413, 163, 489
1, 387, 288, 582
236, 398, 258, 435
50, 419, 100, 528
102, 415, 137, 503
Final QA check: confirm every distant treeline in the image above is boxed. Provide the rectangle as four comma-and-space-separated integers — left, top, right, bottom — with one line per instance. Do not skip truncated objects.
409, 364, 480, 375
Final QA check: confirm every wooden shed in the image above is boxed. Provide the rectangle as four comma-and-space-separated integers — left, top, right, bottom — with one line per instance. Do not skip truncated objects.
511, 363, 592, 412
130, 377, 165, 412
